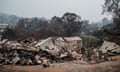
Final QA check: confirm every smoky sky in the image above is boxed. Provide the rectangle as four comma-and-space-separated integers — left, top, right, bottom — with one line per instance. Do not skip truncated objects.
0, 0, 110, 22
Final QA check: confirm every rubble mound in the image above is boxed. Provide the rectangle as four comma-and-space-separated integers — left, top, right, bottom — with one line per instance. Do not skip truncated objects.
0, 37, 119, 67
0, 47, 61, 66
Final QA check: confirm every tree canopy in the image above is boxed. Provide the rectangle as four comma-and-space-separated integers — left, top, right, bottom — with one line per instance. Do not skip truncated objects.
11, 12, 82, 40
103, 0, 120, 18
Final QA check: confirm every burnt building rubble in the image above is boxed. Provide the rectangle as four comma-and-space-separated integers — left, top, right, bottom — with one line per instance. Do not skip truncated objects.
0, 36, 120, 67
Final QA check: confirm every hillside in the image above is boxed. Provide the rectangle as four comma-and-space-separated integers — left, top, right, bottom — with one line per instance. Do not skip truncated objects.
0, 13, 20, 25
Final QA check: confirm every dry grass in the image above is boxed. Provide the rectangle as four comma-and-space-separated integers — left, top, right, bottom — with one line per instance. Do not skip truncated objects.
0, 60, 120, 72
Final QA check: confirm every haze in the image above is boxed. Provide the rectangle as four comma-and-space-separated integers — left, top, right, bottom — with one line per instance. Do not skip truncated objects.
0, 0, 109, 22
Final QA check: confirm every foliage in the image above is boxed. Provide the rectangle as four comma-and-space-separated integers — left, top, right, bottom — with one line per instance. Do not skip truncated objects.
103, 0, 120, 18
12, 12, 82, 40
103, 0, 120, 45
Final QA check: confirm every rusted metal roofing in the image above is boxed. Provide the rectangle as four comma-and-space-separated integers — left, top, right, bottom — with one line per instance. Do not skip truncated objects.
56, 36, 82, 42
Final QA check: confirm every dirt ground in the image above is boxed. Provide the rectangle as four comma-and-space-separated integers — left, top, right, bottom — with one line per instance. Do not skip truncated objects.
0, 60, 120, 72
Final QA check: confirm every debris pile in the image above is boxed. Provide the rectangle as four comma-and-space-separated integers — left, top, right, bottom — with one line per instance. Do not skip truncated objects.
0, 47, 62, 67
0, 37, 119, 67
